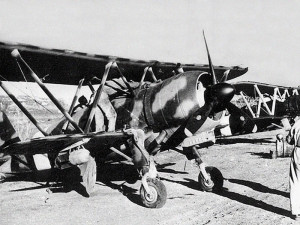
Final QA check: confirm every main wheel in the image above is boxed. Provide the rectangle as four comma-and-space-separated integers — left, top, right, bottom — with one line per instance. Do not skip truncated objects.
140, 178, 167, 208
198, 166, 223, 192
78, 156, 97, 197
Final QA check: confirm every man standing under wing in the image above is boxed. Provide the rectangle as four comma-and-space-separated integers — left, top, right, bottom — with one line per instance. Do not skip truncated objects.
287, 118, 300, 220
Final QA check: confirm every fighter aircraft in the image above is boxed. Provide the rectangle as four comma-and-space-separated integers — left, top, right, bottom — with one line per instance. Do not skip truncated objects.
0, 33, 247, 208
226, 81, 300, 136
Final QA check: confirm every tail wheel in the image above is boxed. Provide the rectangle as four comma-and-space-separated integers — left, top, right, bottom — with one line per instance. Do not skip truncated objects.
198, 166, 223, 192
140, 178, 167, 208
79, 156, 97, 197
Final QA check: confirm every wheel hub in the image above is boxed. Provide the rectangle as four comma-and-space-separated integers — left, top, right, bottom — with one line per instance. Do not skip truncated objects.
144, 186, 158, 203
204, 178, 214, 188
202, 173, 214, 188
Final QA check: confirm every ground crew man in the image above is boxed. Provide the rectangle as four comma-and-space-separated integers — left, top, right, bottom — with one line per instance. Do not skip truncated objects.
287, 118, 300, 220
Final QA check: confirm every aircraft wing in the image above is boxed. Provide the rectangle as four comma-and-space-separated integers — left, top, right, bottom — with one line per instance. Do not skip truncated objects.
0, 41, 248, 85
232, 81, 299, 97
0, 131, 129, 155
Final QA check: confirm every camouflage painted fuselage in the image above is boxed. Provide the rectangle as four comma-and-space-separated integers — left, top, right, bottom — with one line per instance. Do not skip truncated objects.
112, 71, 218, 142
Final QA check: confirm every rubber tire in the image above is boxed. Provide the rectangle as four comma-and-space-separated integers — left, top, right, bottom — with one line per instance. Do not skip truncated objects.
140, 178, 167, 208
198, 166, 223, 192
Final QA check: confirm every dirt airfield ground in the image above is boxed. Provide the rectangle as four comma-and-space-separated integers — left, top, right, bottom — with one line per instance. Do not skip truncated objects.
0, 129, 298, 225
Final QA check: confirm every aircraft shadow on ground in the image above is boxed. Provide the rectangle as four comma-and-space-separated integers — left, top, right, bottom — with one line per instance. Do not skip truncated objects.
248, 152, 272, 159
4, 162, 168, 206
249, 151, 292, 159
96, 162, 150, 207
214, 178, 290, 217
96, 179, 142, 207
156, 162, 189, 175
4, 161, 194, 205
6, 162, 142, 199
6, 168, 95, 197
4, 169, 53, 183
160, 177, 200, 192
160, 175, 290, 217
217, 189, 290, 217
216, 137, 274, 145
97, 162, 192, 205
228, 178, 289, 198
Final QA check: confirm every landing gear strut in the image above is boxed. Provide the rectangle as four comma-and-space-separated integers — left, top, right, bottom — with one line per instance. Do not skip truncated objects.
126, 129, 167, 208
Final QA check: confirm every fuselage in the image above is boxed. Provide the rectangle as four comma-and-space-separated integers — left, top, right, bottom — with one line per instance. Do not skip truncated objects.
111, 71, 229, 148
113, 71, 209, 131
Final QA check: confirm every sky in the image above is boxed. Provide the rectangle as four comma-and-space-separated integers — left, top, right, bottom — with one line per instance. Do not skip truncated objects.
0, 0, 300, 89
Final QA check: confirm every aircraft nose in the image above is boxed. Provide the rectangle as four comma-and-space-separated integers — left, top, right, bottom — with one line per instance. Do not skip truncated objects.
205, 83, 236, 106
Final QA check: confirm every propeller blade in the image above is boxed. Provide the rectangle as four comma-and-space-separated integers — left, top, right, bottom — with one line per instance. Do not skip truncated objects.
161, 103, 213, 149
226, 102, 256, 135
226, 101, 241, 114
184, 103, 213, 136
203, 31, 217, 85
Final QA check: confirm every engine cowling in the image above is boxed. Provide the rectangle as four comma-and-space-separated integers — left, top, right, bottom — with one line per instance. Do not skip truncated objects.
144, 71, 208, 131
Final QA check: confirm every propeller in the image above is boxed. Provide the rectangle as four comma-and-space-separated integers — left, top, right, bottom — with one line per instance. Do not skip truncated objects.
163, 32, 236, 148
203, 34, 244, 134
203, 31, 217, 85
184, 32, 236, 135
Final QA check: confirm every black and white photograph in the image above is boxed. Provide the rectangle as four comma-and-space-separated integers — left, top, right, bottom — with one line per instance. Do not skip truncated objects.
0, 0, 300, 224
